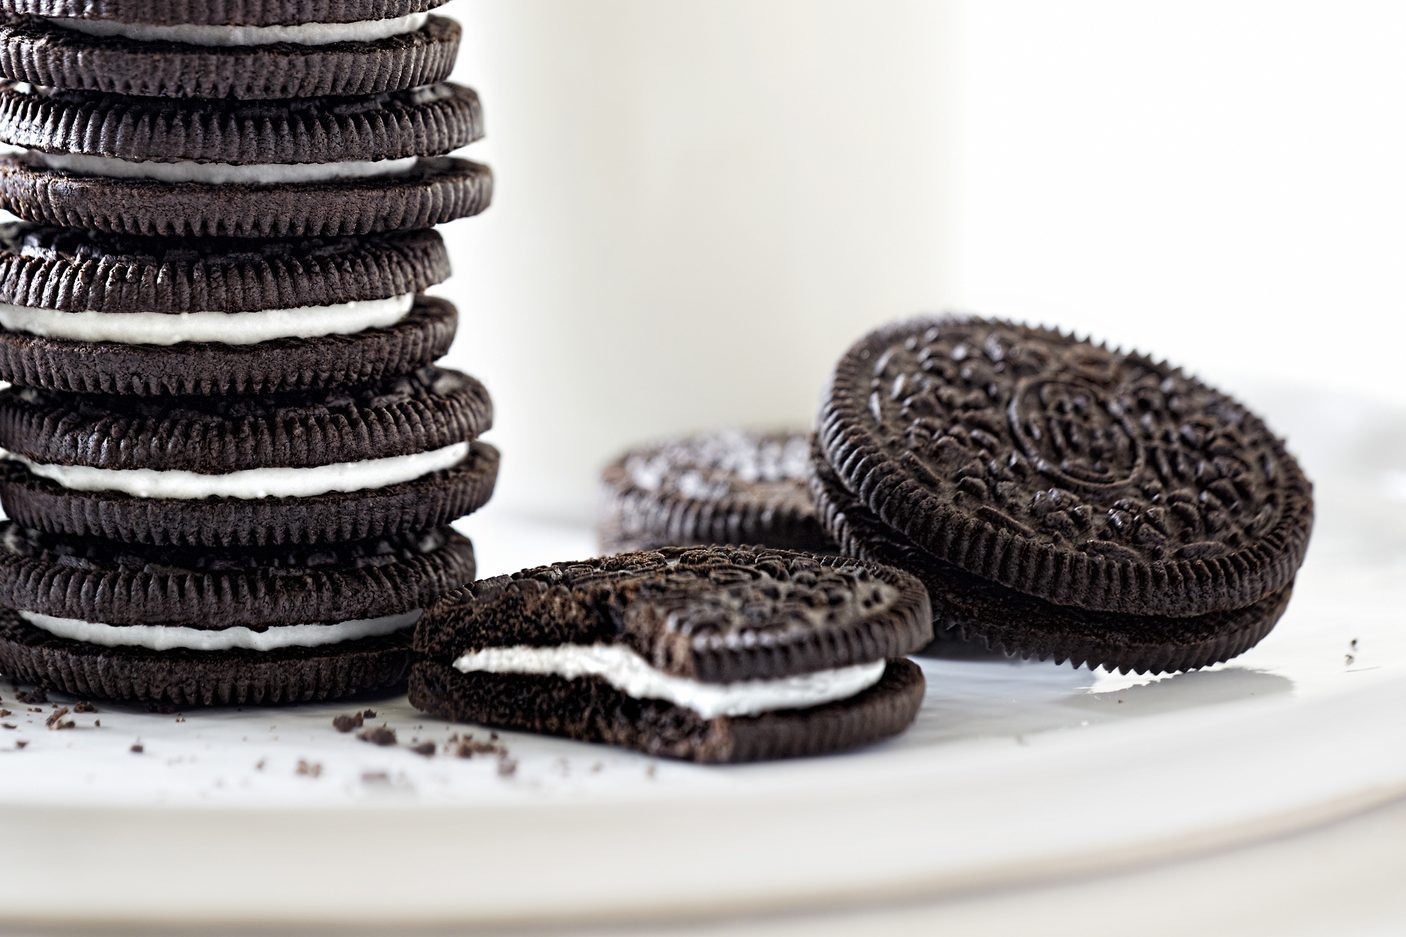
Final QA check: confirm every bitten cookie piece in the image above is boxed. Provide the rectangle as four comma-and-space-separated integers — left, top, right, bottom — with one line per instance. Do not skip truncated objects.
598, 429, 835, 554
0, 224, 457, 394
812, 316, 1314, 674
0, 81, 491, 236
0, 522, 476, 706
0, 367, 498, 547
411, 545, 932, 763
0, 7, 460, 99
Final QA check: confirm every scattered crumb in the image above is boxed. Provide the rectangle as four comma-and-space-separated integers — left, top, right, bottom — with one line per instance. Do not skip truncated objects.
1346, 654, 1356, 666
645, 764, 657, 779
0, 709, 11, 717
452, 736, 504, 759
45, 707, 75, 731
409, 741, 436, 757
1, 724, 15, 730
1350, 638, 1359, 650
332, 712, 364, 733
361, 709, 377, 719
496, 756, 518, 778
360, 771, 391, 785
15, 687, 47, 705
174, 714, 187, 723
73, 701, 97, 714
489, 732, 499, 741
27, 707, 42, 714
358, 725, 397, 747
295, 759, 323, 778
15, 740, 27, 749
254, 759, 266, 771
130, 743, 144, 755
94, 719, 101, 727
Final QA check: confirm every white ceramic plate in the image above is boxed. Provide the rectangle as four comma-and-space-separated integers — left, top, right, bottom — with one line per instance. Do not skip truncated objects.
0, 386, 1403, 932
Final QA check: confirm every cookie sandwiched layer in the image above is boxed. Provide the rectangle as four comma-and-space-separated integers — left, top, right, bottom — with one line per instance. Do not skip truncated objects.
0, 81, 491, 236
0, 1, 450, 24
411, 546, 932, 763
0, 11, 460, 99
0, 522, 476, 705
0, 367, 498, 547
0, 224, 457, 394
813, 316, 1314, 674
599, 429, 835, 555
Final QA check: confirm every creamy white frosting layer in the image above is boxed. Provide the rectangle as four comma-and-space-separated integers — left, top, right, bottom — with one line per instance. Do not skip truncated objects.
0, 293, 414, 345
20, 609, 420, 652
24, 151, 419, 185
4, 440, 470, 499
451, 644, 887, 719
47, 13, 430, 46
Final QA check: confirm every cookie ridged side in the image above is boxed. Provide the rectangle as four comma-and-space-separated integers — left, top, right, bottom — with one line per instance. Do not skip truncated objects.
0, 611, 412, 706
409, 658, 925, 763
810, 445, 1293, 674
0, 1, 449, 26
0, 366, 492, 471
0, 523, 477, 629
0, 16, 461, 99
0, 157, 492, 237
0, 83, 482, 163
0, 441, 500, 547
0, 296, 458, 394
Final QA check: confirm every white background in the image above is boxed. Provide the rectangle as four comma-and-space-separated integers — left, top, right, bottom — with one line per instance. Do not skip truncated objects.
439, 0, 1406, 519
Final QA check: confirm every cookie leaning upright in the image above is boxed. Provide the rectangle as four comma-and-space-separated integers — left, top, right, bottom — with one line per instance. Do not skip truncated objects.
812, 316, 1314, 674
411, 546, 933, 763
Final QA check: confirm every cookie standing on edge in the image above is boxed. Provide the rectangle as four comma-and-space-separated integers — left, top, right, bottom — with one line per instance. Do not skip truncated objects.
411, 546, 933, 763
0, 80, 492, 237
0, 522, 475, 706
812, 316, 1314, 674
599, 430, 835, 554
0, 367, 499, 547
0, 1, 459, 99
0, 224, 458, 395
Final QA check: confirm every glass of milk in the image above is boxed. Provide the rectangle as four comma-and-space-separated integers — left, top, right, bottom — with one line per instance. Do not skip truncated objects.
440, 0, 960, 521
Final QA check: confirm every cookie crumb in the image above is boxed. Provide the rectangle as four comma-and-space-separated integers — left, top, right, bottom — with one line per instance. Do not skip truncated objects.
15, 687, 47, 705
130, 743, 144, 754
15, 740, 27, 749
2, 723, 15, 730
0, 708, 11, 717
361, 770, 391, 785
1345, 653, 1356, 665
45, 707, 75, 731
358, 726, 397, 747
409, 741, 436, 757
496, 755, 518, 778
361, 709, 377, 719
332, 712, 364, 733
295, 759, 323, 778
73, 701, 97, 714
453, 736, 504, 759
94, 719, 101, 727
254, 759, 266, 771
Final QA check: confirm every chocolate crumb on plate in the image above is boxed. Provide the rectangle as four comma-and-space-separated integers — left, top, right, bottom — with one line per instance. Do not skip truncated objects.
332, 713, 365, 733
359, 725, 398, 747
409, 741, 436, 757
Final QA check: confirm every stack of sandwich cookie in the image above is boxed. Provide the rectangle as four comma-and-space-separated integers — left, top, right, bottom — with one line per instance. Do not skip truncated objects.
411, 546, 933, 762
811, 316, 1314, 675
599, 429, 834, 554
0, 0, 497, 704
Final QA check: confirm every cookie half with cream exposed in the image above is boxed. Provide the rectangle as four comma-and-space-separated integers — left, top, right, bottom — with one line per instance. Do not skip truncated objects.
0, 80, 491, 237
410, 546, 932, 763
0, 1, 459, 99
0, 521, 475, 706
0, 223, 458, 395
0, 366, 498, 547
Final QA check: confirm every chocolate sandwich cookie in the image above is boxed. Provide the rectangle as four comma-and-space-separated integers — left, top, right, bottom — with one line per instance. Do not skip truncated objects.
0, 223, 457, 395
411, 546, 932, 763
599, 430, 835, 555
813, 316, 1314, 674
0, 366, 499, 547
0, 11, 460, 99
0, 522, 475, 705
0, 81, 491, 237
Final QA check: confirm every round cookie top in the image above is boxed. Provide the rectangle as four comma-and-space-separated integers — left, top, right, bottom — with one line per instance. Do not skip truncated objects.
0, 366, 491, 472
818, 316, 1314, 618
0, 1, 448, 25
416, 545, 933, 684
600, 429, 832, 552
0, 522, 476, 628
0, 81, 481, 164
0, 224, 448, 313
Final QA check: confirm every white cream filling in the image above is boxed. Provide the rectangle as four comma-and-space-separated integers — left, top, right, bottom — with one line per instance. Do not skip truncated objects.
3, 441, 470, 500
0, 293, 414, 345
452, 644, 887, 719
22, 151, 419, 185
46, 12, 430, 46
19, 609, 419, 652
